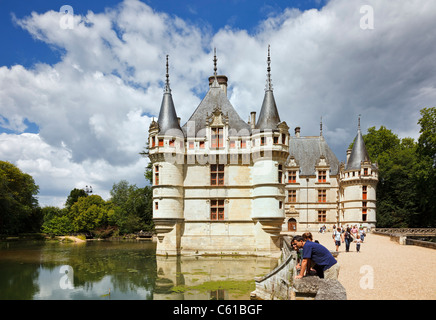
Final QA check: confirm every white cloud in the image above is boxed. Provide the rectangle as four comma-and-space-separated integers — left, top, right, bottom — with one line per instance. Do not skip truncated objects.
1, 0, 436, 206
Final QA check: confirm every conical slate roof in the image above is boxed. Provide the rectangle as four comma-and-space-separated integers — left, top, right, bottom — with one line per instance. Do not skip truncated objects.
255, 45, 281, 131
255, 89, 281, 130
346, 127, 371, 170
157, 55, 183, 137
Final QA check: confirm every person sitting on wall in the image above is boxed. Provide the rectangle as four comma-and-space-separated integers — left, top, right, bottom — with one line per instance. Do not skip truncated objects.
294, 235, 340, 280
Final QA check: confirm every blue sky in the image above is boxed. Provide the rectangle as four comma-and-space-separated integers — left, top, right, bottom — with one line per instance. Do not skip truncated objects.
1, 0, 436, 207
0, 0, 326, 69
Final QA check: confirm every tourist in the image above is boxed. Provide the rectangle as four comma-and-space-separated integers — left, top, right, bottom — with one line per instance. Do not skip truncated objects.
354, 234, 362, 252
332, 227, 343, 252
351, 225, 359, 238
359, 227, 366, 242
294, 235, 340, 280
344, 227, 353, 252
303, 232, 313, 241
292, 237, 303, 273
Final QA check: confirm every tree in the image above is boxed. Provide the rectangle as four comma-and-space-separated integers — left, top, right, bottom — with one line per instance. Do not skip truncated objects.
416, 107, 436, 227
68, 195, 112, 234
109, 181, 153, 233
0, 161, 40, 234
65, 188, 88, 210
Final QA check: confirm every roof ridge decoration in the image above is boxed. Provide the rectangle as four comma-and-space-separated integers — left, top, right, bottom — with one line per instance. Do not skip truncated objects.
211, 48, 220, 88
164, 54, 171, 93
266, 44, 273, 91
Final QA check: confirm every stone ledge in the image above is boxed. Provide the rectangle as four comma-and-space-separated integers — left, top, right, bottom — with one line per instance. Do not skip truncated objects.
293, 276, 347, 300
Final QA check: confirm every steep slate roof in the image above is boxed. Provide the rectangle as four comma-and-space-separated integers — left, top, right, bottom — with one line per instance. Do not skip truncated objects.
288, 136, 340, 175
255, 89, 281, 131
255, 45, 281, 131
346, 128, 371, 170
181, 77, 251, 136
157, 56, 183, 137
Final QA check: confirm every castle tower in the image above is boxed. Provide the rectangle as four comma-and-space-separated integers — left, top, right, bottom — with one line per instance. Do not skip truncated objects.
148, 55, 185, 255
251, 46, 289, 253
339, 117, 378, 229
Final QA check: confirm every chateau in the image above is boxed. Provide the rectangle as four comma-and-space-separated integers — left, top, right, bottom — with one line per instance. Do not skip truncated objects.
148, 49, 378, 257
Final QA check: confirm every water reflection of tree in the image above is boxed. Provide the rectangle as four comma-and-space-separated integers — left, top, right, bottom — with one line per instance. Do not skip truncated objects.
0, 263, 40, 299
38, 240, 157, 297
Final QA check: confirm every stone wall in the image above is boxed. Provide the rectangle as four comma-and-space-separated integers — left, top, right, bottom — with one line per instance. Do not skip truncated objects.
250, 236, 347, 300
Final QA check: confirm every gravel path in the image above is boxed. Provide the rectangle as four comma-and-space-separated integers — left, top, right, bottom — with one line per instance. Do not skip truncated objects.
308, 231, 436, 300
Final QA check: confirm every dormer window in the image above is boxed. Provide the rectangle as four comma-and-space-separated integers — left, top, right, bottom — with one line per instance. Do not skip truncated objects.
211, 128, 223, 148
318, 170, 327, 183
158, 139, 164, 147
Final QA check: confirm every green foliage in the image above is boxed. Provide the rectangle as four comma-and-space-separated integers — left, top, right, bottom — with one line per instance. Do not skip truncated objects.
109, 180, 153, 233
0, 161, 40, 234
361, 107, 436, 227
65, 188, 88, 209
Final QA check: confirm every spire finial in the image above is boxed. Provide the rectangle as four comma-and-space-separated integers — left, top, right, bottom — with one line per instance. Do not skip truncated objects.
164, 54, 171, 93
213, 48, 218, 76
358, 114, 361, 131
320, 116, 323, 136
266, 44, 273, 91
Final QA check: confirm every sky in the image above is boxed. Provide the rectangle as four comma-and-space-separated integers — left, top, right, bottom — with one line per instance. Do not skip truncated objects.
1, 0, 436, 207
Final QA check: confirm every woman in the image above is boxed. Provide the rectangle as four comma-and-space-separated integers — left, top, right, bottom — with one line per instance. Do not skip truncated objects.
332, 227, 343, 252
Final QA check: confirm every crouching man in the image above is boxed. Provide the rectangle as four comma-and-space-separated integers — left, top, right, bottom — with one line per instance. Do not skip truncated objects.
293, 235, 340, 280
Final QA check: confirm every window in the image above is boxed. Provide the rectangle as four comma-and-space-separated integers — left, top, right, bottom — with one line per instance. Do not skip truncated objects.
279, 201, 282, 209
318, 189, 326, 203
362, 185, 367, 200
241, 140, 246, 148
211, 199, 224, 220
211, 164, 224, 186
281, 133, 286, 144
318, 170, 326, 183
288, 190, 296, 203
318, 210, 326, 222
158, 139, 164, 147
230, 140, 235, 148
199, 141, 205, 149
273, 136, 279, 144
169, 139, 175, 147
261, 137, 265, 146
211, 128, 223, 148
362, 208, 367, 221
189, 141, 194, 149
155, 202, 158, 210
278, 165, 283, 183
154, 165, 159, 185
364, 168, 368, 175
288, 171, 297, 183
151, 137, 155, 148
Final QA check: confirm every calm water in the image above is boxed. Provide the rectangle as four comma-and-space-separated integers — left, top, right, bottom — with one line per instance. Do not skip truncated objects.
0, 240, 277, 300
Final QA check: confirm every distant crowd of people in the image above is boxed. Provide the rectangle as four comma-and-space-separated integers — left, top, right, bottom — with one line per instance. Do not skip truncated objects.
331, 225, 366, 253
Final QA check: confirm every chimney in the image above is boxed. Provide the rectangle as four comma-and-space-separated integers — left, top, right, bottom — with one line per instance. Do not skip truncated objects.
346, 149, 352, 162
295, 127, 300, 137
209, 75, 228, 96
250, 112, 256, 129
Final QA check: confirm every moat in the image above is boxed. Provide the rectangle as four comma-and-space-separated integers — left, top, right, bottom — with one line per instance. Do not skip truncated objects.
0, 240, 277, 300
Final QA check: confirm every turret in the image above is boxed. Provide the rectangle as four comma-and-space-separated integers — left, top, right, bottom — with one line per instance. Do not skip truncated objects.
148, 55, 185, 255
340, 116, 378, 228
251, 46, 289, 253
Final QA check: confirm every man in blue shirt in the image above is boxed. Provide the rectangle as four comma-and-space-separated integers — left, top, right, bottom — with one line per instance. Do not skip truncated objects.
294, 235, 340, 280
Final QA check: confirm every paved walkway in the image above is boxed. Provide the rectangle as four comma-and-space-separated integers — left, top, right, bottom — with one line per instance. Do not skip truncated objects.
307, 231, 436, 300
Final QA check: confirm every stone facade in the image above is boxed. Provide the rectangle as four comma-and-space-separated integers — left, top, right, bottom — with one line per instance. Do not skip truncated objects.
148, 52, 378, 257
